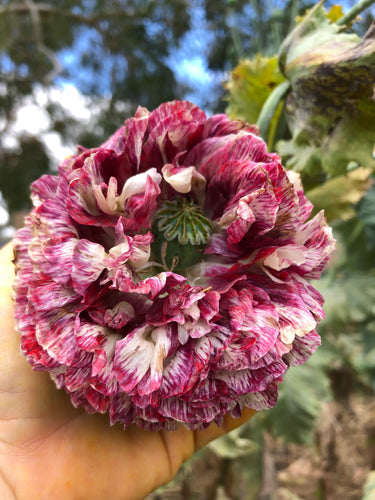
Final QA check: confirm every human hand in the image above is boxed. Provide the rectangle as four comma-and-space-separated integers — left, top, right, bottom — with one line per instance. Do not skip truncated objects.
0, 242, 255, 500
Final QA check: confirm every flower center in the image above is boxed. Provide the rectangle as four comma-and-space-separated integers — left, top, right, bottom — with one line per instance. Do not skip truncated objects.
151, 197, 212, 274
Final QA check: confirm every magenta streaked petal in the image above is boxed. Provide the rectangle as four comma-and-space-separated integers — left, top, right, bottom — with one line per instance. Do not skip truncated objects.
84, 386, 110, 413
29, 281, 80, 312
69, 389, 97, 414
294, 211, 335, 278
238, 383, 279, 410
159, 345, 196, 397
35, 312, 84, 366
113, 327, 154, 393
72, 239, 106, 295
216, 360, 287, 395
111, 271, 186, 299
65, 366, 91, 392
13, 99, 334, 430
31, 174, 61, 207
109, 392, 135, 426
113, 325, 172, 396
283, 330, 321, 366
286, 170, 313, 221
36, 199, 78, 238
263, 244, 306, 271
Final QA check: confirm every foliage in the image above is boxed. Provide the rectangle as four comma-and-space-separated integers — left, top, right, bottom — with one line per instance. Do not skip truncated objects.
277, 2, 375, 186
266, 356, 332, 443
0, 136, 49, 213
225, 55, 286, 150
362, 470, 375, 500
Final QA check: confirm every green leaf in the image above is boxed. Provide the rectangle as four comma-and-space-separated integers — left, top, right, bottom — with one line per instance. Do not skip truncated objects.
225, 55, 285, 147
267, 358, 332, 443
208, 427, 259, 459
362, 470, 375, 500
357, 182, 375, 251
316, 272, 375, 329
306, 167, 373, 221
276, 2, 375, 179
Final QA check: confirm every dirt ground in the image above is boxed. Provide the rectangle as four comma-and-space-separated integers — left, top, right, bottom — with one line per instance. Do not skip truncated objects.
146, 395, 375, 500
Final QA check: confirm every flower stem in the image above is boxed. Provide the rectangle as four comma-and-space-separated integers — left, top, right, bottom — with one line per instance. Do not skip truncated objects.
337, 0, 375, 26
256, 81, 290, 146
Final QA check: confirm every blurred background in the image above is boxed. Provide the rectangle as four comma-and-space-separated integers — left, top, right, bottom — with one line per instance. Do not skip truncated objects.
1, 0, 375, 498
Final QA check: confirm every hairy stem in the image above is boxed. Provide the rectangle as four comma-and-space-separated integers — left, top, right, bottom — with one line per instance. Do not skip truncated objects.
337, 0, 375, 26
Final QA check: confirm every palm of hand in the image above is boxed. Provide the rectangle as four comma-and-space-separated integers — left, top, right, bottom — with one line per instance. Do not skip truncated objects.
0, 243, 254, 499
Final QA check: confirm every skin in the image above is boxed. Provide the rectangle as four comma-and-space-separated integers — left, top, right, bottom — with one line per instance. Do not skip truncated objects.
0, 243, 256, 500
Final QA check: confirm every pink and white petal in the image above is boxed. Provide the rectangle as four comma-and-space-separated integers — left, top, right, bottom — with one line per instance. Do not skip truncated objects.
50, 368, 67, 389
119, 108, 150, 171
31, 174, 61, 207
238, 383, 279, 410
74, 319, 107, 351
292, 274, 325, 322
158, 397, 218, 426
198, 291, 221, 323
263, 244, 307, 271
295, 211, 335, 278
128, 233, 153, 270
113, 271, 186, 299
109, 392, 135, 427
36, 198, 78, 238
72, 239, 106, 295
20, 329, 60, 371
216, 360, 287, 395
28, 281, 80, 312
106, 238, 132, 268
91, 360, 119, 396
286, 170, 313, 221
161, 164, 206, 194
84, 386, 110, 413
124, 174, 161, 228
92, 176, 119, 215
194, 132, 268, 179
119, 168, 162, 203
113, 326, 155, 393
65, 366, 91, 392
38, 237, 78, 284
102, 106, 149, 165
35, 313, 83, 366
134, 325, 174, 396
159, 345, 196, 397
142, 101, 206, 167
277, 304, 317, 344
103, 301, 136, 329
148, 326, 173, 388
283, 330, 321, 366
202, 113, 259, 140
227, 218, 253, 246
69, 389, 97, 414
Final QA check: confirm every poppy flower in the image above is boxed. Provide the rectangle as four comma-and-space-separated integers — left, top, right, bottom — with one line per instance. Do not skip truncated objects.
13, 101, 335, 430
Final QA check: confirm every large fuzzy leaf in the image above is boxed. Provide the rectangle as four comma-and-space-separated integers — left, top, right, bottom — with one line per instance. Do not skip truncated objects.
276, 3, 375, 180
306, 167, 372, 221
357, 182, 375, 251
225, 55, 285, 149
362, 470, 375, 500
316, 273, 375, 329
265, 356, 332, 443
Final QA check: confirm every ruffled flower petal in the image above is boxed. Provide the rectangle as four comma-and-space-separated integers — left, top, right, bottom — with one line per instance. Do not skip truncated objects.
13, 100, 335, 430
